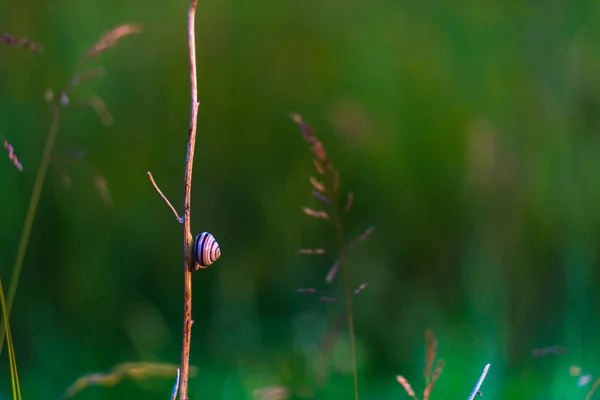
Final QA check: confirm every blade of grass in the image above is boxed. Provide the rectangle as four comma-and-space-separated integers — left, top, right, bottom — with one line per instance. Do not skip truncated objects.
0, 105, 61, 356
0, 278, 22, 400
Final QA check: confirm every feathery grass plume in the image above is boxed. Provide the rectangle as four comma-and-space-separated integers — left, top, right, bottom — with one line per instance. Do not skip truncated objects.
0, 278, 21, 400
396, 329, 444, 400
396, 376, 417, 400
423, 329, 437, 386
3, 139, 23, 171
0, 33, 42, 53
423, 360, 444, 400
531, 344, 568, 356
82, 24, 142, 62
292, 113, 374, 400
1, 23, 140, 357
253, 387, 290, 400
60, 362, 196, 399
93, 173, 114, 207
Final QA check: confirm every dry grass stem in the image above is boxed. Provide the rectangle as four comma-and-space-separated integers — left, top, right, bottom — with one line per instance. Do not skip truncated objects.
585, 378, 600, 400
178, 1, 202, 399
468, 364, 490, 400
0, 33, 42, 52
0, 278, 21, 400
147, 171, 183, 223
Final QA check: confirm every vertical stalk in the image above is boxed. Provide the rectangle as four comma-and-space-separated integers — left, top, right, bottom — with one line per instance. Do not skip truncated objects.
179, 1, 200, 399
329, 169, 359, 400
0, 104, 61, 355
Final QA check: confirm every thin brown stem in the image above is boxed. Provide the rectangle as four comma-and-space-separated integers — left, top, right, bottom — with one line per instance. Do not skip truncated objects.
179, 1, 200, 399
147, 171, 183, 224
329, 169, 359, 400
0, 104, 61, 355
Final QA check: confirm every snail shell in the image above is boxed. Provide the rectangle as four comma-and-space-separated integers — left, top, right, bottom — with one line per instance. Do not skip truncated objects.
194, 232, 221, 268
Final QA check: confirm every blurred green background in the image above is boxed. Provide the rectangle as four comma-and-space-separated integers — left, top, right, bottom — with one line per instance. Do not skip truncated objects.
2, 1, 600, 399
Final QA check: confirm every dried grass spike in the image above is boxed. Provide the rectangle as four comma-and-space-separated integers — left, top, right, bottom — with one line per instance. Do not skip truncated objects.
311, 190, 330, 205
348, 225, 375, 249
424, 329, 437, 383
353, 283, 367, 295
254, 386, 290, 400
290, 113, 315, 143
61, 361, 194, 399
310, 176, 326, 192
93, 173, 114, 207
313, 159, 325, 174
89, 96, 114, 125
296, 288, 316, 294
3, 139, 23, 171
298, 249, 326, 255
302, 207, 328, 219
68, 67, 106, 91
423, 359, 444, 400
290, 113, 328, 162
344, 191, 354, 212
325, 260, 340, 284
396, 375, 417, 399
84, 24, 142, 60
318, 296, 336, 302
332, 169, 339, 191
0, 33, 42, 53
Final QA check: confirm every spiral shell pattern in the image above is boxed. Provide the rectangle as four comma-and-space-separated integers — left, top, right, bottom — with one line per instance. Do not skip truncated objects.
194, 232, 221, 268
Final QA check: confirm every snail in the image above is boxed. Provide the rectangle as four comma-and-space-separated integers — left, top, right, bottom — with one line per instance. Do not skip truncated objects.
194, 232, 221, 268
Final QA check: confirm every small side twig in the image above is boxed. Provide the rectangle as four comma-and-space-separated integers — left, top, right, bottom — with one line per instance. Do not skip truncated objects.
170, 368, 180, 400
467, 364, 490, 400
147, 171, 183, 224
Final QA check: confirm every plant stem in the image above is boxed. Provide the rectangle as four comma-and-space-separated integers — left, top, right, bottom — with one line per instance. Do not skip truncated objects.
179, 1, 200, 399
330, 170, 359, 400
0, 104, 61, 355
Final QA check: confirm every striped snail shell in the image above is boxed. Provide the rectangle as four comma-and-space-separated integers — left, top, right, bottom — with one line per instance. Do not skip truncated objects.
194, 232, 221, 268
